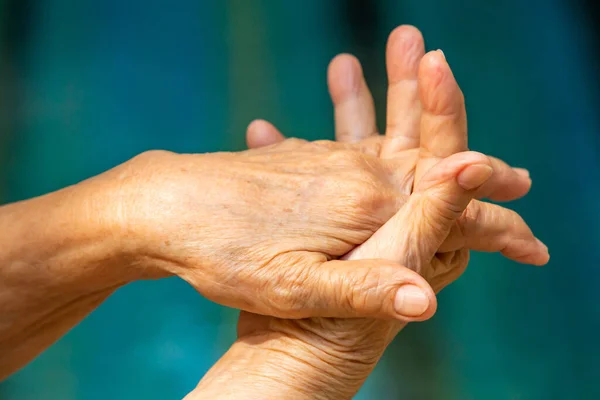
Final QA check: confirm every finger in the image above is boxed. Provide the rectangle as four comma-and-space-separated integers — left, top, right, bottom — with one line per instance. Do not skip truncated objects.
381, 25, 425, 157
246, 119, 286, 149
412, 152, 547, 264
416, 50, 467, 183
270, 257, 437, 322
389, 153, 533, 202
347, 152, 496, 266
481, 157, 531, 202
383, 155, 544, 264
439, 200, 549, 265
327, 54, 377, 143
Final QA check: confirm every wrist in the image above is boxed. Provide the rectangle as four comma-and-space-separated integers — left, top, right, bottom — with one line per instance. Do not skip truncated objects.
1, 178, 146, 294
73, 151, 187, 283
191, 339, 326, 400
193, 332, 379, 400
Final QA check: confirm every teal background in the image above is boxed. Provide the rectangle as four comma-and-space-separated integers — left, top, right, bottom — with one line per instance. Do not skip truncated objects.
1, 1, 599, 399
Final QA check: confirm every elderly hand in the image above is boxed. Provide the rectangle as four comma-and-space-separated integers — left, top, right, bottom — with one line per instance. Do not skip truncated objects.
191, 26, 549, 399
248, 30, 544, 268
85, 139, 454, 322
1, 100, 441, 379
0, 38, 483, 378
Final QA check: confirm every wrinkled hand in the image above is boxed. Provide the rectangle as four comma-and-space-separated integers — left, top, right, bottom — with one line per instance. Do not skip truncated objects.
227, 25, 549, 398
102, 139, 451, 321
248, 29, 544, 267
191, 152, 507, 400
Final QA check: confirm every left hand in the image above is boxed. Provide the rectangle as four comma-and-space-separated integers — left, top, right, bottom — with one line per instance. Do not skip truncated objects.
247, 25, 548, 286
249, 52, 542, 263
190, 151, 515, 400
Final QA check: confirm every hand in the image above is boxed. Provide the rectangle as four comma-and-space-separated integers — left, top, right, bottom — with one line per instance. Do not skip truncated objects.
248, 29, 545, 267
209, 25, 549, 398
193, 152, 531, 400
98, 140, 448, 321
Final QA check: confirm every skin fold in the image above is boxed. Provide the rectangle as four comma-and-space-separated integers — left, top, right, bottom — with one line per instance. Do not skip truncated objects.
2, 50, 539, 378
0, 23, 549, 397
189, 26, 549, 399
1, 139, 441, 379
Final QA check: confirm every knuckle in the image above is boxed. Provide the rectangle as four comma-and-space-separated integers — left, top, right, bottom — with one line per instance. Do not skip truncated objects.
312, 140, 339, 150
325, 153, 385, 204
419, 194, 462, 232
457, 200, 482, 235
356, 136, 383, 157
339, 185, 393, 230
326, 149, 363, 167
429, 249, 470, 292
265, 274, 309, 317
132, 149, 175, 165
342, 265, 397, 315
347, 180, 380, 209
283, 137, 308, 147
261, 254, 324, 317
333, 268, 372, 314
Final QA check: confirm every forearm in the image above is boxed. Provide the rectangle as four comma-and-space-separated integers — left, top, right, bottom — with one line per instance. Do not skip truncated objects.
0, 180, 139, 379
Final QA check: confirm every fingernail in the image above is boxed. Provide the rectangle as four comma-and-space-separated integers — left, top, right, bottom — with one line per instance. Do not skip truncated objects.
513, 168, 530, 178
394, 285, 430, 317
457, 164, 493, 190
437, 49, 445, 59
536, 238, 548, 253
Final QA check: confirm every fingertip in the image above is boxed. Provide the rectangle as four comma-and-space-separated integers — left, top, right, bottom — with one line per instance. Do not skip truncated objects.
387, 25, 424, 55
419, 50, 448, 76
327, 53, 364, 104
418, 151, 491, 190
418, 50, 462, 116
535, 252, 550, 266
457, 164, 494, 191
416, 287, 438, 321
246, 119, 284, 149
533, 238, 550, 265
388, 25, 424, 44
390, 267, 438, 321
386, 25, 425, 81
453, 152, 494, 191
513, 167, 530, 178
514, 250, 550, 267
502, 236, 550, 266
498, 175, 532, 201
481, 162, 532, 202
394, 282, 438, 322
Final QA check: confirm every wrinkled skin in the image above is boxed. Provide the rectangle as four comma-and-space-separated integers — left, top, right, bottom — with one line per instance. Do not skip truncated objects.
110, 140, 444, 321
191, 26, 549, 399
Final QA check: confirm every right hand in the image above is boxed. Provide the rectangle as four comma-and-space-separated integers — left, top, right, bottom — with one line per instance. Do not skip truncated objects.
92, 139, 439, 321
236, 25, 549, 398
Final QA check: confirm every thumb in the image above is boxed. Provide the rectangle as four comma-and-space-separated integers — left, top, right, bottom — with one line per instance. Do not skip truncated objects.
346, 151, 493, 266
273, 258, 437, 322
410, 151, 493, 255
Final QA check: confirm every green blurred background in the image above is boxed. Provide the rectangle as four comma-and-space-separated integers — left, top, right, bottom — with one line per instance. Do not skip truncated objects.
1, 0, 600, 399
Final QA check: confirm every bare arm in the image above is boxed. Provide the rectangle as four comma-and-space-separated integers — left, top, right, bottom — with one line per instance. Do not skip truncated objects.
188, 26, 548, 399
0, 140, 445, 380
0, 180, 144, 379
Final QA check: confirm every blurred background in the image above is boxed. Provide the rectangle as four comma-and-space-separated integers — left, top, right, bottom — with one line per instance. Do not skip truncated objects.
1, 0, 600, 399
